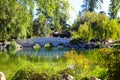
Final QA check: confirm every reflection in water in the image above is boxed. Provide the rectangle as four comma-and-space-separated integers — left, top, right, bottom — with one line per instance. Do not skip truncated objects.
17, 47, 71, 56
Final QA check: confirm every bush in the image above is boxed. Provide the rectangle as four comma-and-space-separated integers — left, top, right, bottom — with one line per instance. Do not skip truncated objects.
92, 66, 107, 80
11, 67, 48, 80
70, 38, 84, 44
81, 77, 89, 80
44, 43, 53, 51
33, 44, 41, 51
6, 40, 17, 55
11, 65, 71, 80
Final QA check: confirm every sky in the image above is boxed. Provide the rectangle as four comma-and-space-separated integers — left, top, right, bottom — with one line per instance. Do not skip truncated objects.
68, 0, 83, 24
68, 0, 120, 24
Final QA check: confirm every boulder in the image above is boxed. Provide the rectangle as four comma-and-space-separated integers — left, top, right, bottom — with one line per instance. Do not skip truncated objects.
0, 72, 6, 80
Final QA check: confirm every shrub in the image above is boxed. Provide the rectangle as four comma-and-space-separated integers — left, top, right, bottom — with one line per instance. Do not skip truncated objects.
44, 43, 53, 51
6, 40, 17, 55
11, 66, 48, 80
33, 44, 41, 51
11, 65, 71, 80
70, 38, 84, 44
92, 66, 107, 80
7, 40, 17, 51
81, 76, 89, 80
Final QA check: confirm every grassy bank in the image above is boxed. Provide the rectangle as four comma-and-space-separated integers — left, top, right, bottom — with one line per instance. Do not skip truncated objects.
1, 48, 119, 80
0, 52, 67, 79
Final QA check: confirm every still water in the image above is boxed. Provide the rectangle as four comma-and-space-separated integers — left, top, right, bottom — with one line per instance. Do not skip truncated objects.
17, 47, 71, 57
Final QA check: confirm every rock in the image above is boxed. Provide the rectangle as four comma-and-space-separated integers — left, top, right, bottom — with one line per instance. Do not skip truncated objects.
0, 72, 6, 80
17, 44, 23, 51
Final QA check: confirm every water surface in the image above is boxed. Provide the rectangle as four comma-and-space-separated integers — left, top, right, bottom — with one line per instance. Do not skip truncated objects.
17, 47, 71, 57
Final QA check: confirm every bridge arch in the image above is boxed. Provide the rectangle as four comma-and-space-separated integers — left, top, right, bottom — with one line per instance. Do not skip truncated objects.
16, 37, 70, 47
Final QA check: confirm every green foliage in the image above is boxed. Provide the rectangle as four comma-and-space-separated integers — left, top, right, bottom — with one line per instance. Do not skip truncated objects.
106, 19, 120, 39
0, 53, 29, 79
44, 43, 53, 51
11, 66, 48, 80
81, 76, 89, 80
71, 31, 79, 38
66, 49, 111, 79
78, 23, 93, 41
70, 38, 85, 44
30, 0, 70, 37
1, 44, 120, 80
112, 61, 120, 80
65, 50, 90, 79
92, 66, 107, 79
72, 12, 120, 41
0, 0, 33, 40
11, 65, 71, 80
110, 48, 120, 80
6, 40, 17, 55
0, 52, 66, 79
30, 51, 39, 62
109, 0, 120, 19
81, 0, 103, 11
85, 48, 120, 80
33, 44, 41, 51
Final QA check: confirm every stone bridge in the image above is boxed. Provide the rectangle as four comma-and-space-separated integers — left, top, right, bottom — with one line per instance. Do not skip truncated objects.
16, 37, 71, 47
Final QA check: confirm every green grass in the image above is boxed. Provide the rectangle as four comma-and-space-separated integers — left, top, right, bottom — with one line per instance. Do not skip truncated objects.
0, 53, 27, 79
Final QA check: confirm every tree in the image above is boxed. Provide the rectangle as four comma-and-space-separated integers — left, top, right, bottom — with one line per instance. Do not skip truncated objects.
33, 13, 51, 37
33, 0, 70, 37
106, 19, 120, 39
81, 0, 103, 12
0, 0, 33, 41
78, 23, 93, 41
109, 0, 120, 19
72, 12, 120, 41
